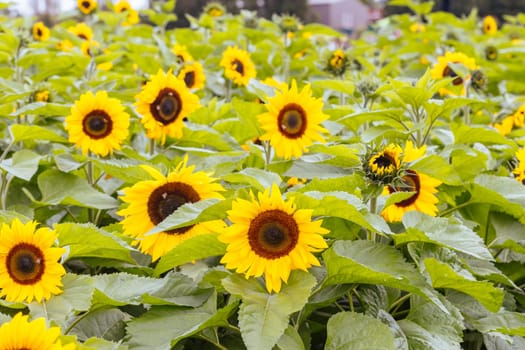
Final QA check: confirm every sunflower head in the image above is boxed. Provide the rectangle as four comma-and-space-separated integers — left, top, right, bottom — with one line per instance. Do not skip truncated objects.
257, 80, 329, 160
430, 51, 477, 84
0, 313, 76, 350
65, 90, 130, 156
219, 184, 328, 293
409, 22, 426, 33
485, 45, 498, 61
32, 88, 52, 103
172, 44, 193, 64
363, 144, 402, 185
32, 21, 50, 41
325, 49, 349, 76
203, 1, 226, 17
381, 169, 442, 223
274, 14, 301, 34
0, 219, 66, 303
118, 157, 225, 261
56, 39, 74, 51
471, 69, 487, 91
177, 61, 206, 90
482, 15, 498, 35
68, 22, 94, 41
220, 46, 257, 86
513, 148, 525, 184
77, 0, 97, 15
135, 69, 201, 144
114, 0, 132, 13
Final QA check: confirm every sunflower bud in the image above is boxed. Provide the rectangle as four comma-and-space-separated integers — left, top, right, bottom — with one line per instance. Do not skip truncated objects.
325, 49, 349, 76
471, 69, 487, 91
484, 45, 498, 61
362, 144, 402, 185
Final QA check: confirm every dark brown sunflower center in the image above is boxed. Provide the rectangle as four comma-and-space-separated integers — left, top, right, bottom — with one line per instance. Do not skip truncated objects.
373, 153, 395, 169
37, 28, 42, 37
82, 109, 113, 139
184, 71, 195, 88
147, 182, 200, 235
388, 169, 420, 207
522, 178, 525, 185
443, 63, 463, 85
82, 1, 91, 9
78, 33, 88, 40
150, 88, 183, 125
277, 103, 307, 139
248, 209, 299, 259
6, 243, 45, 285
232, 59, 244, 75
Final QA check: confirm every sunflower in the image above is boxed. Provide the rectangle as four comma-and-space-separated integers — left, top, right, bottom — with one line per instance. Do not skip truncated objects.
513, 148, 525, 184
485, 45, 498, 61
177, 61, 206, 90
364, 144, 402, 183
118, 158, 225, 261
381, 170, 442, 222
430, 51, 477, 84
114, 0, 132, 13
257, 80, 329, 160
65, 91, 130, 157
482, 15, 498, 35
0, 219, 66, 303
172, 44, 193, 64
220, 46, 257, 86
409, 22, 425, 33
0, 313, 76, 350
135, 69, 200, 144
122, 9, 140, 26
494, 116, 515, 136
68, 22, 93, 41
326, 49, 348, 76
56, 39, 74, 51
33, 89, 51, 102
203, 2, 225, 17
32, 21, 50, 41
219, 184, 328, 294
77, 0, 97, 15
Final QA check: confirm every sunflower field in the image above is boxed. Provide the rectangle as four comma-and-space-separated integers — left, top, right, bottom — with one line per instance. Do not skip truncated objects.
1, 0, 525, 348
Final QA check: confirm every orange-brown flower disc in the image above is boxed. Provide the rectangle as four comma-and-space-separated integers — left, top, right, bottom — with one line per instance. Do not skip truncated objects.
150, 88, 182, 125
82, 110, 113, 139
278, 103, 307, 139
6, 243, 45, 285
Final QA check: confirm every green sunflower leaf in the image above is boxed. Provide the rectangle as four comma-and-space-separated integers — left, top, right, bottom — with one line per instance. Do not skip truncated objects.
325, 312, 395, 350
411, 155, 462, 185
310, 79, 355, 96
452, 123, 516, 146
69, 308, 130, 342
222, 271, 316, 350
0, 149, 41, 181
393, 212, 493, 260
37, 169, 119, 209
223, 168, 282, 192
56, 223, 134, 264
472, 311, 525, 336
276, 325, 306, 350
126, 293, 238, 350
82, 337, 129, 350
423, 258, 504, 312
323, 240, 446, 312
154, 234, 227, 276
28, 273, 95, 329
398, 296, 464, 350
10, 102, 71, 116
10, 124, 67, 143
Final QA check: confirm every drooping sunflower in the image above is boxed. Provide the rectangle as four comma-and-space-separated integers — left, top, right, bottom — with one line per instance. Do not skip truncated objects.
0, 313, 76, 350
118, 158, 225, 261
364, 144, 402, 184
135, 69, 201, 144
0, 219, 66, 303
77, 0, 97, 15
381, 170, 442, 223
220, 46, 257, 86
32, 21, 50, 41
203, 1, 225, 17
68, 22, 93, 41
257, 80, 329, 160
219, 184, 328, 294
172, 44, 193, 64
482, 15, 498, 35
65, 90, 130, 157
177, 61, 206, 90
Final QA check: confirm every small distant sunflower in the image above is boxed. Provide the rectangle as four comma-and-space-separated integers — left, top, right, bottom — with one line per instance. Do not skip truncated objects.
513, 148, 525, 184
77, 0, 97, 15
482, 15, 498, 35
32, 21, 50, 41
257, 80, 328, 160
364, 144, 402, 184
123, 9, 140, 26
33, 89, 51, 102
114, 0, 131, 13
135, 69, 201, 144
0, 313, 75, 350
65, 91, 130, 157
56, 39, 74, 51
326, 48, 348, 76
68, 22, 94, 41
172, 44, 193, 64
118, 157, 225, 261
219, 184, 328, 293
485, 45, 498, 61
220, 46, 257, 86
0, 219, 66, 303
409, 22, 425, 33
430, 51, 477, 85
178, 61, 206, 90
204, 2, 225, 17
276, 14, 301, 34
381, 170, 442, 223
